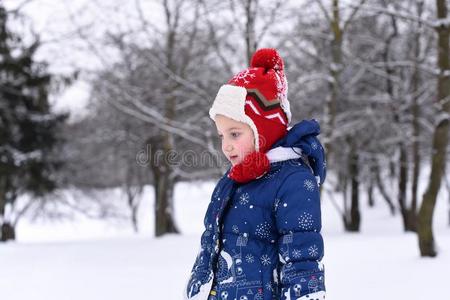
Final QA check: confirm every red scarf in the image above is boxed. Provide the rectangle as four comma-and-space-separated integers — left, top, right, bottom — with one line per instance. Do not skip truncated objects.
228, 151, 270, 183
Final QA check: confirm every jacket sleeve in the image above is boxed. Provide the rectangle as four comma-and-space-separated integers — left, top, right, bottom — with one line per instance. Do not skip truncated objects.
184, 184, 218, 299
275, 170, 326, 300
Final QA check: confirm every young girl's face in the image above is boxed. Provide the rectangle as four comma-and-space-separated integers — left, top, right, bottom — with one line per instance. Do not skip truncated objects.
215, 114, 255, 166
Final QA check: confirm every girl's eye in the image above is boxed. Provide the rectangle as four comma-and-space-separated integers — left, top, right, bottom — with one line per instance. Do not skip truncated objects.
231, 132, 240, 138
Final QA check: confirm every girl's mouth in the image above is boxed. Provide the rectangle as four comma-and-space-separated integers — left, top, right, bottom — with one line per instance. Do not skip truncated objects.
230, 155, 238, 160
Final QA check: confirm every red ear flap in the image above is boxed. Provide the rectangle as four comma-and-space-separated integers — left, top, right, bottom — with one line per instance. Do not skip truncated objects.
228, 151, 270, 183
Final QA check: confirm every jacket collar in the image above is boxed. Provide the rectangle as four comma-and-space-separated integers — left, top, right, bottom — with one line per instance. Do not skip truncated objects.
266, 146, 302, 163
268, 119, 327, 185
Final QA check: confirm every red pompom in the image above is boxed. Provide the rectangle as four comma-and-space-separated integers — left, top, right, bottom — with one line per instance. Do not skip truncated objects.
228, 151, 270, 183
250, 48, 284, 71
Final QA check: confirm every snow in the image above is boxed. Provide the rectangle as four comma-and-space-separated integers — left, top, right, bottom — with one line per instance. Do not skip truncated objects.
432, 17, 450, 28
0, 145, 42, 166
0, 180, 449, 299
49, 80, 92, 122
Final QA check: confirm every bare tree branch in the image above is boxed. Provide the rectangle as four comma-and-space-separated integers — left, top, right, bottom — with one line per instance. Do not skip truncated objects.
348, 3, 435, 28
313, 0, 332, 24
343, 0, 367, 32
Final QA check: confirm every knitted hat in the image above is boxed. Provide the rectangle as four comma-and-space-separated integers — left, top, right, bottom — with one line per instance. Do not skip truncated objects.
209, 48, 292, 183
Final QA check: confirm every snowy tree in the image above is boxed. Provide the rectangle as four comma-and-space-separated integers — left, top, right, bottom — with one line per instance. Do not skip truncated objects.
0, 5, 67, 241
280, 0, 369, 231
278, 0, 439, 234
13, 0, 447, 246
200, 0, 290, 73
66, 0, 232, 237
357, 0, 436, 232
85, 0, 291, 237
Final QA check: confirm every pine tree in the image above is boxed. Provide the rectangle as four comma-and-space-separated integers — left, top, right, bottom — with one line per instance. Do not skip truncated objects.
0, 6, 67, 241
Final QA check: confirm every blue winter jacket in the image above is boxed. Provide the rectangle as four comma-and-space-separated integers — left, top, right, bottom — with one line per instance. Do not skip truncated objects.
185, 120, 326, 300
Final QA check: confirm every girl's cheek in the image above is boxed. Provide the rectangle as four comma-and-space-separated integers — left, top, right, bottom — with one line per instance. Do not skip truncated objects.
221, 143, 226, 154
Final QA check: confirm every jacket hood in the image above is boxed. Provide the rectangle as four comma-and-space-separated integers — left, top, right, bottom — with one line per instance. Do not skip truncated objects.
269, 119, 327, 185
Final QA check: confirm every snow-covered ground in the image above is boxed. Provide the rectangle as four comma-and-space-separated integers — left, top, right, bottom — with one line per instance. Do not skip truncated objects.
0, 180, 449, 300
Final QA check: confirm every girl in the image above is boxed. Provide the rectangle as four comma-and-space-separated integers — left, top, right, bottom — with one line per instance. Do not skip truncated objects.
185, 49, 326, 300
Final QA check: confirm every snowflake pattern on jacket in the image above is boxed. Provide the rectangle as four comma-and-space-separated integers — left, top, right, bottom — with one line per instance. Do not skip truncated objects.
185, 120, 326, 300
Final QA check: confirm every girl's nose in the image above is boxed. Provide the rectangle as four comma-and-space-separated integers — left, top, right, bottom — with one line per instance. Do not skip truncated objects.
225, 144, 233, 151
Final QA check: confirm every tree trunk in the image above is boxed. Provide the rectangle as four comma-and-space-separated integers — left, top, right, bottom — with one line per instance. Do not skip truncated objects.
0, 176, 16, 242
383, 9, 399, 187
124, 158, 141, 233
418, 118, 448, 256
374, 163, 396, 215
153, 163, 179, 237
1, 222, 15, 242
388, 160, 396, 180
340, 169, 348, 227
410, 89, 420, 231
131, 205, 138, 233
418, 0, 450, 257
0, 176, 7, 242
150, 132, 179, 237
344, 139, 360, 232
405, 209, 418, 232
324, 0, 343, 168
150, 5, 182, 237
446, 177, 450, 226
244, 0, 257, 65
367, 182, 374, 208
398, 144, 415, 231
367, 157, 377, 208
410, 0, 423, 234
126, 185, 140, 233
